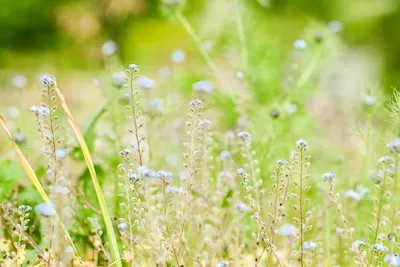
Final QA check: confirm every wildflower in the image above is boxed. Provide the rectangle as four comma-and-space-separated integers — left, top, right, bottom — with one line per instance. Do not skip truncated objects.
93, 79, 100, 87
279, 224, 298, 236
166, 153, 179, 167
189, 98, 203, 107
166, 186, 184, 194
7, 107, 20, 118
378, 155, 393, 164
296, 138, 308, 149
362, 95, 376, 107
193, 80, 213, 94
118, 222, 128, 230
127, 171, 138, 181
387, 138, 400, 153
220, 151, 230, 159
322, 171, 336, 182
203, 40, 213, 51
101, 40, 117, 56
14, 133, 26, 144
237, 131, 251, 143
216, 261, 230, 267
336, 228, 345, 235
345, 186, 368, 201
138, 166, 157, 178
351, 240, 366, 250
54, 186, 70, 195
276, 159, 287, 165
237, 168, 245, 175
270, 109, 280, 118
328, 20, 343, 33
137, 76, 155, 90
198, 119, 212, 128
18, 205, 32, 211
31, 105, 50, 115
158, 66, 172, 79
294, 39, 307, 50
11, 74, 27, 88
40, 74, 56, 86
56, 149, 68, 158
236, 72, 244, 80
157, 171, 173, 180
164, 0, 181, 8
235, 202, 249, 212
303, 241, 317, 250
128, 64, 138, 71
385, 254, 400, 266
111, 72, 126, 88
35, 203, 56, 217
151, 98, 164, 114
171, 49, 185, 63
286, 103, 298, 114
220, 171, 233, 178
372, 242, 387, 252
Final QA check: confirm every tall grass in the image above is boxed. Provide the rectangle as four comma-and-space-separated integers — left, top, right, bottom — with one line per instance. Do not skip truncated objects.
1, 1, 400, 266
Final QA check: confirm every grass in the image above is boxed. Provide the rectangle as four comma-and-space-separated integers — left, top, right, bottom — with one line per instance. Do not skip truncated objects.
0, 1, 399, 266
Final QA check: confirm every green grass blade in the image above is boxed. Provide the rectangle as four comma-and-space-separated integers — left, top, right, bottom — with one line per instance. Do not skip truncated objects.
54, 88, 122, 266
0, 115, 49, 202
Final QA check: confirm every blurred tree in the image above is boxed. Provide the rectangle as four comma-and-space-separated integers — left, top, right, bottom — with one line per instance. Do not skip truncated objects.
0, 0, 64, 48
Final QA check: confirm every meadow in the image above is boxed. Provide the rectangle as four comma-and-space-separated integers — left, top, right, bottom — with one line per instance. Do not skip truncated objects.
1, 1, 400, 266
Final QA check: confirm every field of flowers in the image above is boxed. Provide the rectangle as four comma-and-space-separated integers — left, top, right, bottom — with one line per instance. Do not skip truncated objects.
1, 1, 400, 267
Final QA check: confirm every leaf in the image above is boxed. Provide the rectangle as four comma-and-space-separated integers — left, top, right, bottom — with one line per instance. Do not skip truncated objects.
0, 158, 23, 200
71, 102, 107, 161
212, 92, 239, 128
221, 189, 233, 208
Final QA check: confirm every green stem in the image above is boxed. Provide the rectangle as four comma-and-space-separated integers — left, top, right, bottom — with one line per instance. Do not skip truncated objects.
295, 48, 322, 89
174, 10, 219, 77
299, 149, 304, 267
235, 0, 248, 71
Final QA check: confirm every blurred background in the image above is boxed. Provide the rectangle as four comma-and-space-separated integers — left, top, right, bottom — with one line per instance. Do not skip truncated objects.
1, 0, 400, 141
0, 0, 399, 84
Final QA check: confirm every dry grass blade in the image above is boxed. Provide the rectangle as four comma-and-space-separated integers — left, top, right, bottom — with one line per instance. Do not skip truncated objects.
54, 87, 122, 267
0, 115, 78, 254
0, 115, 49, 202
